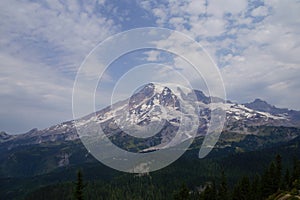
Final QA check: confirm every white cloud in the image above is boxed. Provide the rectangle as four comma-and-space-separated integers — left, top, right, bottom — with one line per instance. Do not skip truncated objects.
207, 0, 248, 17
251, 5, 269, 17
0, 0, 120, 133
190, 17, 226, 37
0, 0, 117, 71
0, 52, 73, 133
186, 0, 206, 15
138, 0, 300, 110
144, 50, 161, 61
221, 38, 300, 109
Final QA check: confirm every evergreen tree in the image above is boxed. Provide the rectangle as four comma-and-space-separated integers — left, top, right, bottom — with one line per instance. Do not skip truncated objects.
275, 154, 282, 190
173, 183, 189, 200
201, 182, 217, 200
261, 161, 277, 197
74, 170, 85, 200
232, 176, 251, 200
292, 158, 300, 182
241, 176, 251, 200
284, 168, 291, 190
218, 170, 228, 200
250, 174, 261, 200
269, 162, 277, 192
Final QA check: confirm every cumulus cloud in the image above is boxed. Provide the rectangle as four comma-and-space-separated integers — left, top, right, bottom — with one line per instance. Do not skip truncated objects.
138, 0, 300, 110
0, 0, 119, 133
0, 0, 117, 68
0, 52, 73, 133
220, 0, 300, 109
251, 5, 269, 17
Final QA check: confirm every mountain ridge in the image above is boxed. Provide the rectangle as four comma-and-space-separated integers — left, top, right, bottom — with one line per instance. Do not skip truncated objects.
1, 83, 300, 151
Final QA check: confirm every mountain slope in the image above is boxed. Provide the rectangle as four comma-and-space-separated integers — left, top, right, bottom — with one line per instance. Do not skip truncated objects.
1, 83, 299, 151
1, 83, 300, 199
2, 133, 300, 200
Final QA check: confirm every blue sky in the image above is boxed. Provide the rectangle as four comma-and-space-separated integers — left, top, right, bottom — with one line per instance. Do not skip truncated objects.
0, 0, 299, 133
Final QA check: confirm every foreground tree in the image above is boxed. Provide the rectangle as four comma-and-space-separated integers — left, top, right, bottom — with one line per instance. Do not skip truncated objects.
173, 183, 190, 200
275, 154, 282, 190
74, 170, 85, 200
218, 170, 229, 200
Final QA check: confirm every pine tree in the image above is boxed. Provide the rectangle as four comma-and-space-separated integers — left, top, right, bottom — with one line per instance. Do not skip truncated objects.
250, 174, 261, 200
292, 158, 300, 182
261, 161, 278, 197
201, 182, 216, 200
74, 170, 85, 200
284, 168, 290, 190
241, 176, 251, 200
232, 181, 241, 200
218, 170, 228, 200
275, 154, 282, 190
232, 176, 251, 200
173, 183, 189, 200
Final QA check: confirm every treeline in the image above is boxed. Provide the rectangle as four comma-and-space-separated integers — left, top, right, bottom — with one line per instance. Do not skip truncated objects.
24, 155, 300, 200
175, 155, 300, 200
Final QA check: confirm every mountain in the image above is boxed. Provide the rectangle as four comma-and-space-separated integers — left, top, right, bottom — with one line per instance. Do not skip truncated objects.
1, 83, 300, 199
1, 83, 300, 151
244, 98, 300, 124
0, 83, 300, 176
244, 98, 282, 113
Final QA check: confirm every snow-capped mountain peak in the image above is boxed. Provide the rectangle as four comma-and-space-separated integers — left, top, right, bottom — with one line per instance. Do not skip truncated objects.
2, 83, 300, 150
